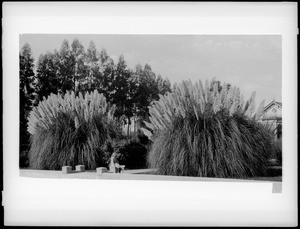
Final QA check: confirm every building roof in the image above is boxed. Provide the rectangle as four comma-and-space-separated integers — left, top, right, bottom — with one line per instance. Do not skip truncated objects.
263, 100, 282, 112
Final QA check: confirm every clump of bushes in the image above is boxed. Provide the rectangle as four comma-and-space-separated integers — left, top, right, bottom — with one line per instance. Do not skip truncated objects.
27, 90, 123, 170
142, 79, 274, 178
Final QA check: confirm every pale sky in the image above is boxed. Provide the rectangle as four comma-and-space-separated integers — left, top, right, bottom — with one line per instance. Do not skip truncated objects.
20, 34, 282, 106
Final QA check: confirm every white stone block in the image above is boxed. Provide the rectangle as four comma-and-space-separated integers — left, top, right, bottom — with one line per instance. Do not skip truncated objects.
75, 165, 85, 172
62, 166, 72, 174
109, 164, 117, 173
97, 167, 108, 175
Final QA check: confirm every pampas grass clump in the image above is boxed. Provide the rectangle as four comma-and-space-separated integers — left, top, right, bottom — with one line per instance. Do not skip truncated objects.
142, 79, 273, 178
27, 90, 123, 170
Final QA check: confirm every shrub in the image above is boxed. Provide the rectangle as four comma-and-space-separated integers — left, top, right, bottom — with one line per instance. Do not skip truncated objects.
137, 128, 150, 145
260, 122, 283, 166
27, 90, 123, 170
20, 125, 31, 168
117, 140, 149, 169
273, 139, 282, 165
142, 79, 274, 178
19, 147, 30, 168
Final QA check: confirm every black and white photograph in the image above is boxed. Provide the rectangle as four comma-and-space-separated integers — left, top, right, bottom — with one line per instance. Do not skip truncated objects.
3, 2, 298, 227
19, 34, 283, 182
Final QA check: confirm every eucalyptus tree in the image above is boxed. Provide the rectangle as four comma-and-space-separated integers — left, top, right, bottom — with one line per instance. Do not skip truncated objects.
19, 43, 36, 167
71, 39, 86, 94
35, 51, 60, 100
82, 41, 101, 92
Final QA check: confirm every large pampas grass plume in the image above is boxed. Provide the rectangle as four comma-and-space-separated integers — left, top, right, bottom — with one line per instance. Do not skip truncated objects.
142, 79, 273, 178
27, 90, 123, 170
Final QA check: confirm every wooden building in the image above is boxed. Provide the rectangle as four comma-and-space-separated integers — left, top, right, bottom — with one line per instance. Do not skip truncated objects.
260, 100, 282, 139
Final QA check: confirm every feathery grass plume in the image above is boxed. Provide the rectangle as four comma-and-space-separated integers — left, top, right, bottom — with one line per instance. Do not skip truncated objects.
144, 79, 273, 178
245, 91, 256, 118
254, 99, 265, 120
27, 90, 123, 170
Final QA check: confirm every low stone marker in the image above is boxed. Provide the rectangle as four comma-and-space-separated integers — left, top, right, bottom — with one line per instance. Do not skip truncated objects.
62, 166, 72, 174
97, 167, 108, 176
75, 165, 85, 172
109, 163, 116, 173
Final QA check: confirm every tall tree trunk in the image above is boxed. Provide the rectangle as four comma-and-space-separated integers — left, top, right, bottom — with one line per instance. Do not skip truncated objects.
74, 62, 76, 93
127, 116, 131, 138
74, 60, 78, 94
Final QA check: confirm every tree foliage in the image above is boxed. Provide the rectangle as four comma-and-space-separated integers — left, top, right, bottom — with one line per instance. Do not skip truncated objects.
33, 39, 171, 124
81, 41, 100, 92
35, 52, 60, 99
132, 64, 172, 120
20, 43, 36, 167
